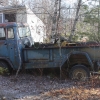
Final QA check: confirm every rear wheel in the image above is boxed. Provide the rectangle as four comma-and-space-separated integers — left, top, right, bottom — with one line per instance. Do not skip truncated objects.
69, 65, 90, 80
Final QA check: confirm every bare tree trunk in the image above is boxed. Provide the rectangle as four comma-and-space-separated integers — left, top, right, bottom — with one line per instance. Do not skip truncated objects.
98, 0, 100, 41
51, 0, 61, 39
68, 0, 82, 42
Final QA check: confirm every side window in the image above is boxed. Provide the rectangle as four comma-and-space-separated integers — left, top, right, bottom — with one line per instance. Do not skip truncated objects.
7, 28, 14, 39
0, 28, 6, 40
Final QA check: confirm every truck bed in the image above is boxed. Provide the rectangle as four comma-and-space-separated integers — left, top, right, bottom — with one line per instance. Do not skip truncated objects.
23, 42, 100, 69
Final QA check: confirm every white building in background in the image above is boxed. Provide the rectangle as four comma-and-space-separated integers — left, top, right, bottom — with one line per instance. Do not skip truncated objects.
0, 5, 46, 42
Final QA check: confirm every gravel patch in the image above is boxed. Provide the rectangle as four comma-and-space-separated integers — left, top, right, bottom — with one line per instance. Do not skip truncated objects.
0, 74, 100, 100
0, 74, 73, 100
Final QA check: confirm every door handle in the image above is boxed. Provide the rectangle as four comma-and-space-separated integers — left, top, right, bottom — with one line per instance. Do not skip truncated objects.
4, 43, 7, 45
4, 42, 7, 45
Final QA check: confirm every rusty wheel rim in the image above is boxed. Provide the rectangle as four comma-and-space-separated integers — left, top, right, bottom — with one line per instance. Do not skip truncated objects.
73, 69, 87, 80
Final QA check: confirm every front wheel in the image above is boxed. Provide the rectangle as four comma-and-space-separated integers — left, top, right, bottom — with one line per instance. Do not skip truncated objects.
69, 65, 90, 80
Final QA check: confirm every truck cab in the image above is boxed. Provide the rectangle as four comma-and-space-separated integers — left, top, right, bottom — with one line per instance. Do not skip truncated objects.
0, 22, 33, 70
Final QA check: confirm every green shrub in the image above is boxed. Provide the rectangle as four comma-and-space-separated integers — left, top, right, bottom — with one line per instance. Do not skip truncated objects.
0, 67, 8, 75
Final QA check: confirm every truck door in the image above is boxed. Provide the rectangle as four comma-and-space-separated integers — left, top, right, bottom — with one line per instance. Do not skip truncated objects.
0, 27, 8, 57
7, 27, 20, 69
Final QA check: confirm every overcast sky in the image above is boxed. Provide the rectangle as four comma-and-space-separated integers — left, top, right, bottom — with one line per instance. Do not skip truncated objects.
65, 0, 77, 4
64, 0, 77, 6
64, 0, 99, 7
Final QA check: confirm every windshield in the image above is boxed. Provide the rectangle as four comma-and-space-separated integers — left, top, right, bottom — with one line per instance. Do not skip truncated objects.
18, 26, 31, 38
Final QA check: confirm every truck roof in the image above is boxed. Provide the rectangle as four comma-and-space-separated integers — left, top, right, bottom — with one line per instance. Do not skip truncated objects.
0, 22, 28, 27
0, 5, 25, 12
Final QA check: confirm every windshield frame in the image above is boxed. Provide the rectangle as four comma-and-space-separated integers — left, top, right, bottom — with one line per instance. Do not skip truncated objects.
0, 27, 6, 40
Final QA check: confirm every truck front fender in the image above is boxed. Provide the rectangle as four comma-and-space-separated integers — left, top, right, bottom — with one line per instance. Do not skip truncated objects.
61, 51, 94, 70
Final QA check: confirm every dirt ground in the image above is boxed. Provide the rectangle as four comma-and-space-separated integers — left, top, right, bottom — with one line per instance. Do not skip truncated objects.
0, 74, 100, 100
